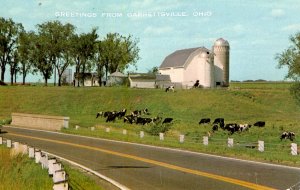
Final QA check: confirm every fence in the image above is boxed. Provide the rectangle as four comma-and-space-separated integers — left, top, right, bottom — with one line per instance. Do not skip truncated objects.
0, 136, 69, 190
79, 126, 299, 156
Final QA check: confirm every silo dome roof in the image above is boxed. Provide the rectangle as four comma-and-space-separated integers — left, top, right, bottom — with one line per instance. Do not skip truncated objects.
214, 38, 229, 46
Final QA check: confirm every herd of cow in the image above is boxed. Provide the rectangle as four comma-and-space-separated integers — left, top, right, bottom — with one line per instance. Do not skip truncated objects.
95, 109, 295, 141
96, 108, 173, 126
199, 117, 295, 141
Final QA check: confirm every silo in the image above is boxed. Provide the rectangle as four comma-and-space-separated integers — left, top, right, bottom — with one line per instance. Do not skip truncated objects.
201, 51, 214, 88
213, 38, 230, 87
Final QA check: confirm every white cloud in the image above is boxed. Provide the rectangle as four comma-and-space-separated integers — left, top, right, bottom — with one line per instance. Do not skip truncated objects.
270, 9, 285, 17
282, 24, 300, 32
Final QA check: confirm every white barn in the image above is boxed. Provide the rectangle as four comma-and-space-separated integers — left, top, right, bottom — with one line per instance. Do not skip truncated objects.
159, 38, 230, 88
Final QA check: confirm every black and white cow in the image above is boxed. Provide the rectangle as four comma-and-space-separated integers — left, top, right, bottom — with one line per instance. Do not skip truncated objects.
224, 123, 239, 135
162, 118, 173, 124
212, 124, 219, 132
106, 112, 118, 122
199, 118, 210, 125
254, 121, 265, 127
124, 115, 136, 124
280, 131, 295, 141
165, 86, 175, 92
96, 112, 103, 118
213, 118, 225, 129
193, 80, 200, 88
117, 108, 127, 119
239, 124, 252, 132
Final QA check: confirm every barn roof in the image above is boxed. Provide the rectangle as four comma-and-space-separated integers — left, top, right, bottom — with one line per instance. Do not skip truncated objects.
159, 47, 210, 69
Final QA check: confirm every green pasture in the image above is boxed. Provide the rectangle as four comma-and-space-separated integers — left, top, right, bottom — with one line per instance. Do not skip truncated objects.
0, 82, 300, 166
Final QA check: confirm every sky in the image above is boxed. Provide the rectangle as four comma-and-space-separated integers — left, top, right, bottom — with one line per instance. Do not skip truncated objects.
1, 0, 300, 82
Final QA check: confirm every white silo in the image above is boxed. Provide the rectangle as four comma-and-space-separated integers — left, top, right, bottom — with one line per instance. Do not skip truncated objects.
213, 38, 230, 87
201, 51, 214, 88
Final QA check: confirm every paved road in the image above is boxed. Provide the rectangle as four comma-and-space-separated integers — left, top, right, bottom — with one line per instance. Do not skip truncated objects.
1, 126, 300, 190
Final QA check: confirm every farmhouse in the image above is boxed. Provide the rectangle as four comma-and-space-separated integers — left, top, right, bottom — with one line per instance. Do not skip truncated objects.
159, 38, 230, 88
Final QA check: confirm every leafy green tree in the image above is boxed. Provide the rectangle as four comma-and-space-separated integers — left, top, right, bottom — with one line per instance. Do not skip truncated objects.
73, 28, 98, 86
0, 17, 23, 82
18, 31, 36, 85
96, 33, 139, 83
276, 32, 300, 103
35, 21, 76, 86
31, 33, 53, 86
9, 51, 19, 85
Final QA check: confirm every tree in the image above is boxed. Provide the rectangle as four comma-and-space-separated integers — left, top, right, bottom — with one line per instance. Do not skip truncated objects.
73, 28, 98, 87
9, 51, 19, 85
31, 33, 53, 86
18, 31, 36, 85
36, 21, 76, 86
96, 33, 139, 83
0, 17, 23, 82
276, 32, 300, 103
148, 66, 159, 74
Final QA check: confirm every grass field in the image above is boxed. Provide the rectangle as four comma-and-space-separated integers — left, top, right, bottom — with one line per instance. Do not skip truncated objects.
0, 146, 53, 190
1, 82, 300, 166
0, 145, 104, 190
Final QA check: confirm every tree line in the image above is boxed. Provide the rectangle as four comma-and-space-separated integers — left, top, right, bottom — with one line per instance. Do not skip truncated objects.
0, 17, 139, 86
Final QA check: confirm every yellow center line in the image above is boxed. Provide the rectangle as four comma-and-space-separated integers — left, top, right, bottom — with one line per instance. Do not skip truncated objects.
9, 132, 275, 190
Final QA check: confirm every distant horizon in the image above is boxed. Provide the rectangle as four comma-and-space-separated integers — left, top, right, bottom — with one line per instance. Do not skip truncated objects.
1, 0, 300, 83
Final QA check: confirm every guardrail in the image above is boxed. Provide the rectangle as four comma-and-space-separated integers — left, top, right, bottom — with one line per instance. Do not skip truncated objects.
76, 126, 299, 156
0, 136, 69, 190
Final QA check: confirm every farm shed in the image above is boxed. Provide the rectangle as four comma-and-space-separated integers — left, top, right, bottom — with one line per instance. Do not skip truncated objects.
107, 71, 127, 86
128, 74, 156, 88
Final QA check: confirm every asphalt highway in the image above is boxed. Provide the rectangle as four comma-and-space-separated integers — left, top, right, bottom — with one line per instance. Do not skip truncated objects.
1, 126, 300, 190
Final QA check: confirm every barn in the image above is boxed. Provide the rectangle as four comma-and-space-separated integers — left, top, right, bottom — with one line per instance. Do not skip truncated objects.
158, 38, 230, 88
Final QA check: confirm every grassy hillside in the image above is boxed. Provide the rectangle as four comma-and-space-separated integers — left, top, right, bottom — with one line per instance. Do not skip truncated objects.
0, 146, 53, 190
1, 82, 300, 165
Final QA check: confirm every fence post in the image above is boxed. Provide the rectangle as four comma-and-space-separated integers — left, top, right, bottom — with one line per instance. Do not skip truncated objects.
123, 129, 127, 135
29, 147, 35, 158
179, 135, 184, 143
203, 136, 208, 146
228, 138, 234, 148
105, 128, 110, 133
159, 133, 164, 141
6, 139, 11, 148
140, 131, 144, 138
258, 141, 264, 152
35, 150, 42, 164
291, 143, 298, 156
0, 137, 2, 145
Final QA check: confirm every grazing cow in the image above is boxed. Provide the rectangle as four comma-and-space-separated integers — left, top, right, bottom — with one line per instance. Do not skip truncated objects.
106, 112, 118, 122
117, 108, 127, 119
254, 121, 265, 127
104, 111, 114, 118
136, 117, 153, 125
212, 124, 218, 132
224, 123, 239, 135
239, 124, 251, 132
199, 118, 210, 125
162, 118, 173, 124
96, 112, 103, 118
165, 86, 175, 92
213, 118, 225, 129
124, 115, 136, 124
280, 131, 295, 141
131, 110, 142, 116
213, 118, 224, 124
193, 80, 200, 88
